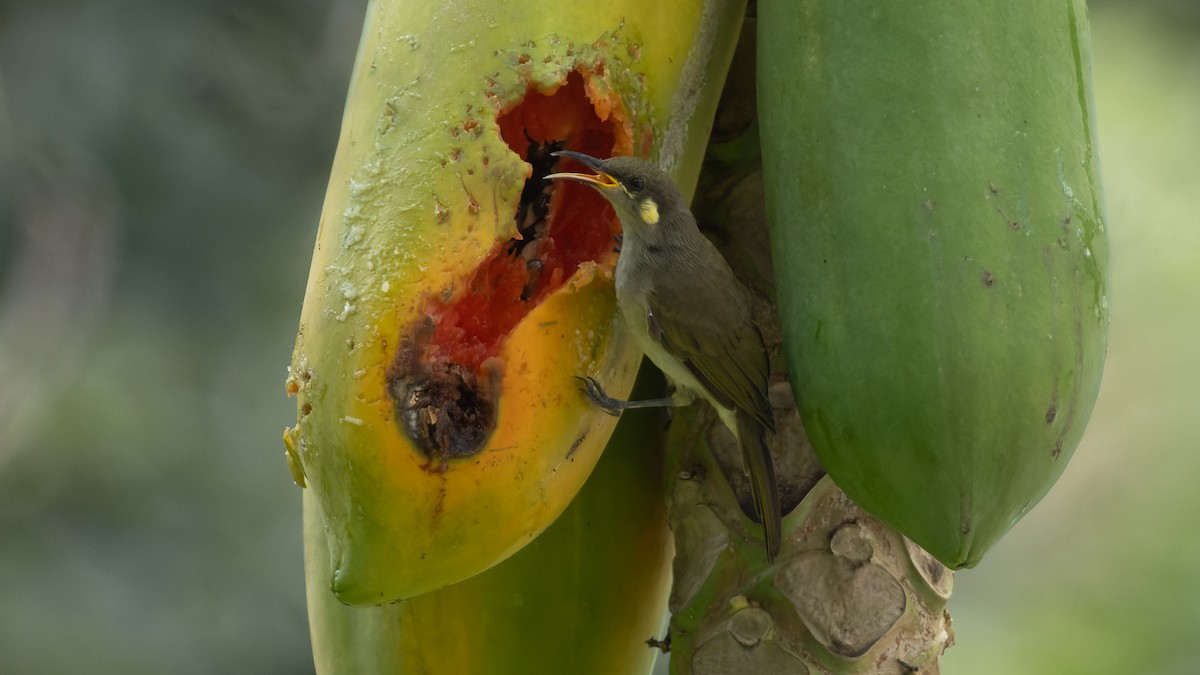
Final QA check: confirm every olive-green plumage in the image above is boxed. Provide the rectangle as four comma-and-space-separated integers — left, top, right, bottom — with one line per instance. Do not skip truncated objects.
548, 151, 781, 561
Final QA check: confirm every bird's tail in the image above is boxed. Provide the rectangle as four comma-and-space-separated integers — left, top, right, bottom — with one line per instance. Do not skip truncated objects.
737, 409, 781, 562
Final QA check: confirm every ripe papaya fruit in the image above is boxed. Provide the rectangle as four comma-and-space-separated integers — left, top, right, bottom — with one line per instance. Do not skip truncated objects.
758, 0, 1108, 567
287, 0, 746, 604
305, 377, 672, 674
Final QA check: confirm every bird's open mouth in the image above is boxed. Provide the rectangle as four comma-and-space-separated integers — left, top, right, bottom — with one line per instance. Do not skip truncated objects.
545, 150, 620, 189
542, 170, 619, 189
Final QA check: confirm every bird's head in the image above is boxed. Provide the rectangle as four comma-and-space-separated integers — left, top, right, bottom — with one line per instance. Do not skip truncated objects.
545, 151, 684, 236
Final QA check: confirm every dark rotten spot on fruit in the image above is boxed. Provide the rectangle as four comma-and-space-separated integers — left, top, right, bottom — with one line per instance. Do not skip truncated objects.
388, 319, 501, 464
1045, 403, 1057, 423
567, 431, 587, 457
398, 365, 496, 461
981, 269, 995, 287
387, 71, 624, 462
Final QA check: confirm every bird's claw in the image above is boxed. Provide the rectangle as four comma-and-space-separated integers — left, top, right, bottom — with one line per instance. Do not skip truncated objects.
575, 376, 623, 417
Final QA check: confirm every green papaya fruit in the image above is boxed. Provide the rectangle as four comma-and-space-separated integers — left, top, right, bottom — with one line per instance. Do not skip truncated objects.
758, 0, 1108, 567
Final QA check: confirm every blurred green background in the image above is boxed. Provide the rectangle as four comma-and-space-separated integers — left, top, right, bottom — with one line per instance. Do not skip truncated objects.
0, 1, 1195, 673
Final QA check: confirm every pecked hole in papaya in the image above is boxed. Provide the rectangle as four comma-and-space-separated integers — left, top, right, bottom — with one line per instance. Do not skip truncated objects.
388, 70, 632, 464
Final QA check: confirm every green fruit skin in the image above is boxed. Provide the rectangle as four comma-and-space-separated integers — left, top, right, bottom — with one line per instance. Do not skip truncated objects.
758, 0, 1108, 567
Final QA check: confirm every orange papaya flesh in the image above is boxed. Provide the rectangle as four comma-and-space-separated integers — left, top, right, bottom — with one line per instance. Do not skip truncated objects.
387, 72, 629, 464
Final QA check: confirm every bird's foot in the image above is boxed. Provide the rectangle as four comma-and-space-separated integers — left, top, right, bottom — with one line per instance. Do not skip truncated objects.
575, 376, 624, 417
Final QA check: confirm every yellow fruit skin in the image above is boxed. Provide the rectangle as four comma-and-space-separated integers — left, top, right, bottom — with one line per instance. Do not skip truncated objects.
305, 387, 672, 674
288, 0, 747, 605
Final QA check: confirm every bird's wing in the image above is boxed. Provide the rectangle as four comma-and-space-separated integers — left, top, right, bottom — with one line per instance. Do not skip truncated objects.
645, 276, 774, 431
737, 408, 781, 560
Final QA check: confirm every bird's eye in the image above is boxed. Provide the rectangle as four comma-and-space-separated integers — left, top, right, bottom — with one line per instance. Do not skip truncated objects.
627, 175, 646, 192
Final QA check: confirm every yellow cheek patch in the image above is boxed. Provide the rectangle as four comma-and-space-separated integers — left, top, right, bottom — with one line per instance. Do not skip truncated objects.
639, 198, 660, 225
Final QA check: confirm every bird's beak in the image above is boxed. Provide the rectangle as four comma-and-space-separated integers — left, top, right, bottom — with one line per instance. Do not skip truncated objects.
544, 150, 619, 190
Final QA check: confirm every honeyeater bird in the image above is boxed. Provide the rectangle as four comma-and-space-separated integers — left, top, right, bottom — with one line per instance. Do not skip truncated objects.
546, 150, 781, 561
